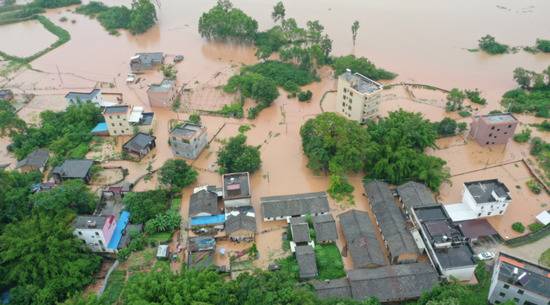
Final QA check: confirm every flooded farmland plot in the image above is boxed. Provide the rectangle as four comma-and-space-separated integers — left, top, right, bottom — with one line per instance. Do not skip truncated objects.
0, 20, 57, 58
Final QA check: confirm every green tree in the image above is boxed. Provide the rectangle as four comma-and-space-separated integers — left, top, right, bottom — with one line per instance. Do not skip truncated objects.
144, 210, 181, 234
327, 174, 354, 203
436, 117, 458, 137
513, 67, 532, 89
332, 55, 397, 80
0, 213, 101, 305
32, 179, 98, 214
478, 35, 509, 54
0, 99, 27, 137
0, 170, 41, 231
351, 20, 360, 46
158, 159, 198, 190
188, 113, 201, 124
198, 0, 258, 41
122, 190, 170, 223
160, 63, 177, 80
128, 0, 156, 34
217, 134, 261, 174
446, 88, 466, 111
272, 1, 285, 24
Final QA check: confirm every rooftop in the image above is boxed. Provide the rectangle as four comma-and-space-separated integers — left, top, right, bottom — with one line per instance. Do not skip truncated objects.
338, 210, 386, 268
65, 89, 101, 100
52, 159, 93, 178
479, 113, 517, 125
312, 213, 338, 243
222, 172, 251, 200
131, 52, 164, 64
103, 105, 129, 114
311, 278, 352, 300
290, 217, 311, 243
364, 181, 418, 258
73, 215, 109, 229
107, 211, 129, 250
413, 206, 476, 269
188, 236, 216, 252
140, 112, 155, 125
397, 181, 437, 209
341, 70, 383, 94
171, 123, 205, 139
123, 133, 156, 152
295, 245, 318, 279
15, 148, 49, 169
189, 189, 219, 217
261, 192, 330, 219
148, 79, 175, 93
464, 179, 511, 204
456, 219, 498, 239
225, 212, 256, 234
347, 262, 439, 302
496, 252, 550, 299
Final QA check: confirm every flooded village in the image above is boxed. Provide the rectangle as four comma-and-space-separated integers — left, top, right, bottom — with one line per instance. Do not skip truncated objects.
1, 0, 550, 305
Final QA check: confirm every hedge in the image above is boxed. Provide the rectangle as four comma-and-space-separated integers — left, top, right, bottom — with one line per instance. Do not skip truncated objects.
504, 224, 550, 247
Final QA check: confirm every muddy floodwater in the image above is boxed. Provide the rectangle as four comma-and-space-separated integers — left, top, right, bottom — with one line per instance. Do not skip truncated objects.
0, 20, 57, 58
1, 0, 550, 268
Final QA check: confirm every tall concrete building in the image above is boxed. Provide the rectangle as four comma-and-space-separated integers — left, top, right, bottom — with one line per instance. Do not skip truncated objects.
147, 79, 178, 108
103, 105, 156, 136
469, 113, 518, 146
336, 70, 383, 123
169, 122, 208, 160
488, 252, 550, 305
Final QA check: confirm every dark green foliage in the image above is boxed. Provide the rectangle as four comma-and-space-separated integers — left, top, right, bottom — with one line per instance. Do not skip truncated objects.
502, 88, 550, 118
254, 27, 288, 58
513, 128, 531, 143
0, 213, 101, 305
216, 102, 244, 118
327, 174, 354, 203
188, 113, 201, 124
97, 6, 131, 32
512, 222, 526, 233
478, 35, 509, 54
217, 134, 261, 174
315, 243, 346, 280
528, 222, 544, 232
0, 99, 26, 136
10, 102, 102, 164
75, 0, 155, 34
145, 210, 180, 234
32, 180, 98, 214
74, 1, 108, 15
225, 71, 279, 118
526, 180, 542, 194
123, 190, 170, 223
332, 55, 397, 80
298, 90, 313, 102
435, 117, 458, 137
0, 170, 41, 230
198, 0, 258, 41
128, 0, 156, 34
33, 0, 81, 9
458, 110, 471, 117
242, 61, 316, 90
534, 120, 550, 132
465, 89, 487, 105
158, 159, 198, 190
529, 137, 550, 184
271, 1, 285, 23
536, 39, 550, 53
446, 88, 466, 112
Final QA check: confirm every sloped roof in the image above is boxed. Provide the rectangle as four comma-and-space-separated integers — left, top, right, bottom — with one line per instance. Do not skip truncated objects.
52, 159, 93, 178
338, 210, 386, 268
261, 192, 330, 219
123, 133, 156, 152
313, 213, 338, 242
364, 181, 418, 259
295, 245, 318, 279
290, 217, 311, 243
396, 181, 437, 209
15, 148, 49, 169
225, 212, 256, 234
348, 262, 439, 302
65, 89, 101, 100
189, 189, 219, 217
311, 278, 352, 300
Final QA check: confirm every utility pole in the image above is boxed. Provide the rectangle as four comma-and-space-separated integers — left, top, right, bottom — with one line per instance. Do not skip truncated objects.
56, 65, 64, 87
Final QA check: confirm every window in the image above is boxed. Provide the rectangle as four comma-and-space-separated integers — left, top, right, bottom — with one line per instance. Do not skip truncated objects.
504, 132, 508, 135
488, 212, 492, 216
491, 126, 495, 130
494, 301, 500, 304
497, 128, 500, 131
486, 142, 490, 145
517, 290, 524, 295
119, 123, 122, 126
95, 232, 99, 236
478, 213, 482, 217
498, 292, 506, 297
524, 302, 537, 305
503, 284, 509, 289
111, 123, 115, 126
492, 142, 495, 144
109, 116, 112, 119
113, 130, 117, 134
508, 125, 512, 128
117, 115, 120, 119
499, 210, 503, 214
489, 133, 493, 137
78, 231, 82, 235
513, 298, 519, 303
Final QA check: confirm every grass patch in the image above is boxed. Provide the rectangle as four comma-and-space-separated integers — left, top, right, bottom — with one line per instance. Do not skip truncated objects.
170, 198, 181, 211
315, 243, 345, 280
540, 248, 550, 267
101, 270, 126, 304
276, 255, 299, 280
148, 232, 173, 244
127, 247, 156, 272
513, 128, 531, 143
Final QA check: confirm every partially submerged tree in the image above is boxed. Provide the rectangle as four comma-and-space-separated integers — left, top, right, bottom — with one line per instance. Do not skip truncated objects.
158, 159, 198, 190
217, 134, 261, 174
271, 1, 285, 24
351, 20, 360, 46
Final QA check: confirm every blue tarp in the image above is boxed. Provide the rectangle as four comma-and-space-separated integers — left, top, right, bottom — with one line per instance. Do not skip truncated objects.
190, 214, 225, 226
91, 122, 108, 133
108, 211, 130, 250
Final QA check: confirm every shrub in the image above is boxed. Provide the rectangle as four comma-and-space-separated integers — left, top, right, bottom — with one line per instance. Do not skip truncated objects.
512, 222, 526, 233
332, 55, 397, 80
478, 35, 509, 54
216, 102, 243, 118
526, 179, 542, 194
528, 222, 544, 232
535, 120, 550, 132
217, 134, 261, 174
536, 39, 550, 53
458, 110, 471, 117
436, 117, 458, 137
465, 89, 487, 105
513, 128, 531, 143
298, 90, 312, 102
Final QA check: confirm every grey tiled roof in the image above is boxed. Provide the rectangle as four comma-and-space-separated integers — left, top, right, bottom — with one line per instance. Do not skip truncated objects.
364, 181, 418, 259
15, 148, 49, 169
52, 159, 93, 179
189, 190, 219, 217
295, 245, 318, 279
225, 212, 256, 234
311, 278, 352, 300
290, 217, 311, 243
261, 192, 330, 219
347, 262, 439, 302
338, 210, 385, 268
65, 89, 100, 100
396, 181, 437, 209
313, 214, 338, 242
123, 133, 156, 152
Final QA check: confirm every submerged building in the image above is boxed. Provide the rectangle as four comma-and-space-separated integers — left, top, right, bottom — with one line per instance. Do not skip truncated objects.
469, 113, 518, 146
147, 79, 178, 108
169, 122, 208, 160
336, 69, 383, 123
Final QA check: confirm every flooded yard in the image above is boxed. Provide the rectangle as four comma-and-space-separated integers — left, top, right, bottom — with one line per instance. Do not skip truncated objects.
0, 20, 58, 58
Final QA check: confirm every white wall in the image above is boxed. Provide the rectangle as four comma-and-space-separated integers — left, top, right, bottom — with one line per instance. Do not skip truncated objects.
74, 228, 111, 252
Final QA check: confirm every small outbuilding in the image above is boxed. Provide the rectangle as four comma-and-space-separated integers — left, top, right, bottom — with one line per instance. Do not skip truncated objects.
157, 245, 169, 260
313, 213, 338, 243
225, 209, 256, 242
295, 244, 318, 280
122, 132, 156, 158
15, 148, 49, 173
52, 159, 94, 184
0, 89, 14, 101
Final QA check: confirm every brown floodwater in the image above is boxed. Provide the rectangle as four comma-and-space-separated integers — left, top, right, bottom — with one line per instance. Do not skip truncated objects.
0, 20, 57, 57
2, 0, 550, 264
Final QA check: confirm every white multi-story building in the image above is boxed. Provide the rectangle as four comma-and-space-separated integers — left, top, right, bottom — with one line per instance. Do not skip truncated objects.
73, 215, 117, 253
336, 70, 383, 123
445, 179, 512, 222
103, 105, 156, 136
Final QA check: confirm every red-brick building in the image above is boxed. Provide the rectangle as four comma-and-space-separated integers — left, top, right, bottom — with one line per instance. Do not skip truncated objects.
469, 113, 518, 146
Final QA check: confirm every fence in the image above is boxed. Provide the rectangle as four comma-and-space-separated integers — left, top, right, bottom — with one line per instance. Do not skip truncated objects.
504, 224, 550, 247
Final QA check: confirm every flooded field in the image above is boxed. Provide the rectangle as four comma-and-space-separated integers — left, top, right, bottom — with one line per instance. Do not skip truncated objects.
0, 20, 57, 58
1, 0, 550, 270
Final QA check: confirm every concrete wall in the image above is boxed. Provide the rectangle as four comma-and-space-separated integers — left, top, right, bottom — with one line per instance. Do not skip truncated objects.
462, 187, 510, 218
104, 111, 132, 136
170, 131, 208, 160
469, 117, 517, 146
147, 87, 178, 108
336, 75, 381, 123
74, 228, 109, 252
